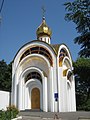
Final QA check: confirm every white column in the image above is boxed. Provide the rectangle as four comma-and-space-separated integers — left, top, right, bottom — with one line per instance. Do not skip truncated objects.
50, 67, 54, 112
13, 67, 21, 108
25, 87, 29, 109
43, 77, 48, 112
62, 77, 68, 112
68, 84, 71, 111
13, 73, 18, 107
71, 76, 76, 111
53, 58, 58, 112
11, 63, 15, 105
11, 74, 15, 105
29, 87, 31, 109
22, 77, 25, 110
18, 80, 22, 110
67, 83, 70, 111
12, 74, 17, 107
58, 67, 62, 112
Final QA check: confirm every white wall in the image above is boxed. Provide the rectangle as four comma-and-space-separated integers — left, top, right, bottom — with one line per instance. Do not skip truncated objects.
0, 90, 10, 110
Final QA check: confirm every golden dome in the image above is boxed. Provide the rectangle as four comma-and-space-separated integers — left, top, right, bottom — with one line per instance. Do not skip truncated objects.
36, 17, 52, 38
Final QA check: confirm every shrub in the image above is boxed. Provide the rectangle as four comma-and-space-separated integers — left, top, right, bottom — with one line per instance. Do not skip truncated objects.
77, 104, 90, 111
0, 105, 19, 120
7, 105, 19, 119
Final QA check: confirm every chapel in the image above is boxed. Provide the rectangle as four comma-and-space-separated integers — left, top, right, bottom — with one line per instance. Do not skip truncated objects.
11, 17, 76, 112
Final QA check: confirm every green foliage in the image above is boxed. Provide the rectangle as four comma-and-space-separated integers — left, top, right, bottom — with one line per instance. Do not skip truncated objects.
64, 0, 90, 57
0, 105, 19, 120
0, 60, 12, 92
73, 57, 90, 81
77, 99, 90, 111
7, 105, 19, 119
73, 58, 90, 110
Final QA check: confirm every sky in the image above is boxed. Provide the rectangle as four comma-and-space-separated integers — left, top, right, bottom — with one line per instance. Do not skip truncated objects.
0, 0, 80, 64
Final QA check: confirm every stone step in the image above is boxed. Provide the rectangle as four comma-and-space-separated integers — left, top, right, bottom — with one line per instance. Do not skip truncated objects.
18, 111, 90, 120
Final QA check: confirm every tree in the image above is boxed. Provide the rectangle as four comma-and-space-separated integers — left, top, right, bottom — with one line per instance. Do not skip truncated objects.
64, 0, 90, 57
0, 60, 12, 91
73, 58, 90, 110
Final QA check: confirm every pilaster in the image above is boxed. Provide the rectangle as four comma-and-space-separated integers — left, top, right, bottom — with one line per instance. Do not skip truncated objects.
18, 79, 22, 110
43, 76, 48, 112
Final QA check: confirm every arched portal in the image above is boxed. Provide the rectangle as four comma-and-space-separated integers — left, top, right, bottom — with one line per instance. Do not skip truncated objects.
31, 87, 40, 109
24, 68, 44, 110
25, 71, 42, 110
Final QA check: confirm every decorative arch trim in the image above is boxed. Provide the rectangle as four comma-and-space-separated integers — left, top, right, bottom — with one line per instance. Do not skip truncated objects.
19, 45, 53, 66
19, 67, 45, 84
62, 56, 72, 68
25, 72, 42, 83
58, 44, 72, 67
19, 54, 50, 73
58, 44, 72, 58
25, 78, 42, 87
62, 57, 72, 77
13, 40, 56, 71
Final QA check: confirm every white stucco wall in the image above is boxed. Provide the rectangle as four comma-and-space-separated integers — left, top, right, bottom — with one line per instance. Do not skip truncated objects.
12, 41, 76, 112
0, 90, 10, 110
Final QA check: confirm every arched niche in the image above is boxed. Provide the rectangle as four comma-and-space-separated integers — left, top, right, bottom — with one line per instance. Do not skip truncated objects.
62, 57, 72, 77
19, 54, 50, 77
58, 44, 72, 67
19, 45, 53, 66
25, 79, 42, 110
13, 40, 56, 74
25, 72, 42, 83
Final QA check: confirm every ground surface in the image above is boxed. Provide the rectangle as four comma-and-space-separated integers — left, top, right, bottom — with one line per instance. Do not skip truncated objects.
17, 111, 90, 120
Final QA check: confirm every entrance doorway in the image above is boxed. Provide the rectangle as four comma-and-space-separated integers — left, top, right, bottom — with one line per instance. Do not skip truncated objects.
31, 87, 40, 109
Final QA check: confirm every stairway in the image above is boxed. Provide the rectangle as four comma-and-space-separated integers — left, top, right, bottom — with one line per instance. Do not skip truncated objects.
17, 111, 90, 120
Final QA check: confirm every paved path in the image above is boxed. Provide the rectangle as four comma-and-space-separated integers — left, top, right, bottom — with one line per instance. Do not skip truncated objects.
16, 111, 90, 120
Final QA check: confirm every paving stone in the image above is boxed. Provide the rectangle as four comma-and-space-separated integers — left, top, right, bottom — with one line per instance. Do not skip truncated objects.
18, 111, 90, 120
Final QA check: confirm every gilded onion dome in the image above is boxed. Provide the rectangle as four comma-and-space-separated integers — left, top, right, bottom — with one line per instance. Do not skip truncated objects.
36, 17, 52, 39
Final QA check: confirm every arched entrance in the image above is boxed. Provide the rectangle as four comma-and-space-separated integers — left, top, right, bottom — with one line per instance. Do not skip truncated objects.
21, 67, 46, 110
31, 87, 40, 109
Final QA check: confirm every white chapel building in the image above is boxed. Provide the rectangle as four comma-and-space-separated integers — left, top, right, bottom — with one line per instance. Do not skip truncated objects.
11, 17, 76, 112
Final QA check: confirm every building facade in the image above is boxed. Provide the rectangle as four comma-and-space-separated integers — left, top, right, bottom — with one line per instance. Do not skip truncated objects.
11, 17, 76, 112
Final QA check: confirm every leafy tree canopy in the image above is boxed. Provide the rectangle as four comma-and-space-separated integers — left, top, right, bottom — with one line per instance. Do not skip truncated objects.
64, 0, 90, 57
73, 58, 90, 110
73, 57, 90, 81
0, 60, 12, 92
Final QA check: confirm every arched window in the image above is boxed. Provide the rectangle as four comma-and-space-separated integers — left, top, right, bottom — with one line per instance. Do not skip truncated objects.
20, 46, 53, 66
59, 49, 68, 60
25, 72, 42, 83
59, 49, 68, 67
67, 71, 73, 82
